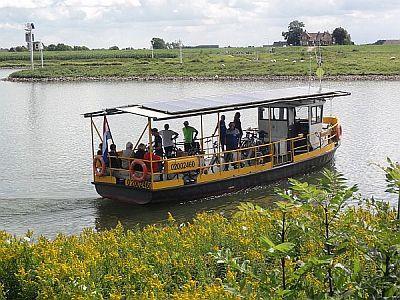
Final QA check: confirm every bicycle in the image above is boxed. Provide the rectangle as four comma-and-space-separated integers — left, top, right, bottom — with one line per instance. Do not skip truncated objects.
239, 129, 269, 166
239, 130, 259, 165
208, 140, 220, 173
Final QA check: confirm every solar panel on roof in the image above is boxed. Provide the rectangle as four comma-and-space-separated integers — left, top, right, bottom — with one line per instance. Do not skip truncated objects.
83, 86, 350, 118
141, 86, 326, 115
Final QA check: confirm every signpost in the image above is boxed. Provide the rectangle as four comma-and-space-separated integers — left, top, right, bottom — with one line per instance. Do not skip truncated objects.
38, 42, 44, 68
24, 23, 44, 69
179, 39, 183, 64
316, 67, 325, 91
25, 23, 35, 70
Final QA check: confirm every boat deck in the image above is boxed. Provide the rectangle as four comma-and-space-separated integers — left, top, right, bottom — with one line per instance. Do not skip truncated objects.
94, 117, 340, 192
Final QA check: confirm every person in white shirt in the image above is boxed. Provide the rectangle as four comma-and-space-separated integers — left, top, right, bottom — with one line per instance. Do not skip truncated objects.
159, 124, 179, 158
121, 141, 133, 169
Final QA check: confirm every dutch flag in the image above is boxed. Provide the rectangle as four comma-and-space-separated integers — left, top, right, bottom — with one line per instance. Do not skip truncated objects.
102, 116, 112, 164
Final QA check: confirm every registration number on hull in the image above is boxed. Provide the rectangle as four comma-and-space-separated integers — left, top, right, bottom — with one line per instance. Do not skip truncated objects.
165, 157, 200, 174
125, 179, 151, 189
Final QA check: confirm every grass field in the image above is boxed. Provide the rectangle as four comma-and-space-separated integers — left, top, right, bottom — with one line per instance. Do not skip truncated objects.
2, 45, 400, 80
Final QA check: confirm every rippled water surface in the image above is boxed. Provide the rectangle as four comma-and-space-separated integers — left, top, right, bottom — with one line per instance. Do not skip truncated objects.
0, 69, 399, 237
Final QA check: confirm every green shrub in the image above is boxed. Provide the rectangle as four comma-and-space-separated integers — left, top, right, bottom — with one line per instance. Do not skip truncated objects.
0, 166, 399, 299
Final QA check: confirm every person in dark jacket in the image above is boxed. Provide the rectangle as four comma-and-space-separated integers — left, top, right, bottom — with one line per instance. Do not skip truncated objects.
233, 112, 243, 142
132, 143, 146, 171
224, 122, 240, 170
97, 142, 103, 155
108, 143, 121, 169
133, 143, 146, 159
213, 114, 227, 151
151, 128, 164, 157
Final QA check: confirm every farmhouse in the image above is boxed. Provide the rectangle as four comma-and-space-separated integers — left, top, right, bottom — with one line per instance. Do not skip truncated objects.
301, 31, 333, 46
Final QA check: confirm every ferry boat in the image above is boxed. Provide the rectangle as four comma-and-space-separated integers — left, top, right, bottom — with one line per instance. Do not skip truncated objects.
84, 86, 350, 204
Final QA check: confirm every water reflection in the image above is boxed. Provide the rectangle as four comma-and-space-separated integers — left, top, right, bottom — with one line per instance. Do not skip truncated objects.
27, 83, 40, 132
93, 187, 278, 231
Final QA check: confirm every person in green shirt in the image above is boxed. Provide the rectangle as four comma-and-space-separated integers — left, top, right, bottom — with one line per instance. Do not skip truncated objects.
182, 121, 198, 153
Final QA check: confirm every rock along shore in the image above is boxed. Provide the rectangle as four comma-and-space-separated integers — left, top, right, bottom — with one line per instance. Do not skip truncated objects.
4, 74, 400, 82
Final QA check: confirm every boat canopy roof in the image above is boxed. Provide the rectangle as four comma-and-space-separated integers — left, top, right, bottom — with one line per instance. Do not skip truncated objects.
83, 86, 350, 121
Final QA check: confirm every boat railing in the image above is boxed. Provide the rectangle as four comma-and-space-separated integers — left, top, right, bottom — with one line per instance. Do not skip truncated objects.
102, 118, 340, 185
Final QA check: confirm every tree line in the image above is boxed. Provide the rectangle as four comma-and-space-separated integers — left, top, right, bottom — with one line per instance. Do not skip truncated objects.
7, 43, 90, 52
6, 41, 178, 52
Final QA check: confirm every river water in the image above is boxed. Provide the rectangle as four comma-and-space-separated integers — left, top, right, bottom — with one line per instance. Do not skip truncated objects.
0, 69, 399, 237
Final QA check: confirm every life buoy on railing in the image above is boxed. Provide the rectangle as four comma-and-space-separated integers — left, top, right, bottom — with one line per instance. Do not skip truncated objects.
93, 156, 106, 177
335, 124, 342, 141
129, 159, 148, 182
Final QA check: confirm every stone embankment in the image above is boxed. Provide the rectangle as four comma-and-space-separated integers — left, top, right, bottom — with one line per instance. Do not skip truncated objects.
5, 74, 400, 82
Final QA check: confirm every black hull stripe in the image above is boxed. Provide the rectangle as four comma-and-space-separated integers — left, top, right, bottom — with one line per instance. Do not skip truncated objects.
94, 147, 336, 204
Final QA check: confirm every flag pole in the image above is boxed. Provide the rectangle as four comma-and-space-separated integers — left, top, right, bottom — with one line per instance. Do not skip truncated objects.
92, 119, 103, 141
104, 115, 115, 145
90, 117, 96, 180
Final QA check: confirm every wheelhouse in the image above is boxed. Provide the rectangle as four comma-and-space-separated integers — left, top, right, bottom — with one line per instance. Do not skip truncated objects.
84, 86, 349, 204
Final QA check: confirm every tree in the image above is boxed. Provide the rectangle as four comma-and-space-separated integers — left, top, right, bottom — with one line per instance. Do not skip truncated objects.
9, 46, 27, 52
166, 41, 181, 49
282, 20, 305, 46
109, 46, 119, 50
46, 44, 57, 51
332, 27, 352, 45
73, 45, 90, 51
151, 37, 167, 49
45, 43, 73, 51
54, 43, 73, 51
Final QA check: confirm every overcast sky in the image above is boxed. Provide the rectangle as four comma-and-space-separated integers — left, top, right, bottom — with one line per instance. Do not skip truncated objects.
0, 0, 399, 48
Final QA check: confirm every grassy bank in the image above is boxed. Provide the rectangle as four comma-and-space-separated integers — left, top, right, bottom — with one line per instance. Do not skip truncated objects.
2, 45, 400, 81
1, 170, 399, 299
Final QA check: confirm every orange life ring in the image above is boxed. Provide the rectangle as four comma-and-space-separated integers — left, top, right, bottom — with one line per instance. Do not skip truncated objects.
335, 124, 342, 140
129, 159, 148, 182
93, 156, 106, 177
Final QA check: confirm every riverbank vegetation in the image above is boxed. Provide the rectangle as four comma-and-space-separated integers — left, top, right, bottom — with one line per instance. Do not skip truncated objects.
2, 45, 400, 81
1, 166, 399, 299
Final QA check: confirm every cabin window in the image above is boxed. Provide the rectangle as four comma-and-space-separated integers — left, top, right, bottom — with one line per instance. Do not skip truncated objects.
260, 107, 287, 121
295, 106, 309, 120
311, 105, 323, 124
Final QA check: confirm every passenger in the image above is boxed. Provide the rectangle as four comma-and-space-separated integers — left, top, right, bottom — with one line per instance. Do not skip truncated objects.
121, 142, 133, 169
151, 128, 164, 157
97, 142, 103, 155
133, 143, 146, 159
233, 112, 243, 142
224, 122, 240, 171
159, 124, 179, 158
182, 121, 198, 153
95, 143, 104, 171
109, 144, 121, 169
213, 115, 227, 151
132, 143, 146, 171
143, 150, 162, 181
